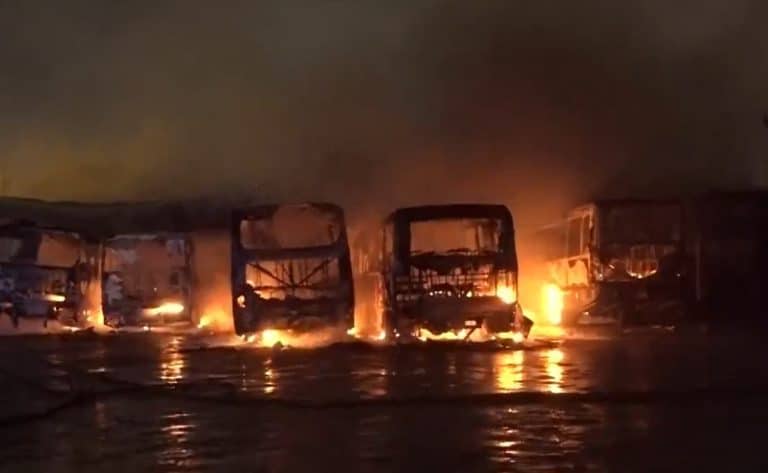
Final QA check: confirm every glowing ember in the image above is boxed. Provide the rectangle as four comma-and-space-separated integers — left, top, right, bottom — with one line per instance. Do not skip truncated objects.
496, 285, 517, 305
542, 283, 563, 325
145, 302, 185, 316
43, 294, 66, 303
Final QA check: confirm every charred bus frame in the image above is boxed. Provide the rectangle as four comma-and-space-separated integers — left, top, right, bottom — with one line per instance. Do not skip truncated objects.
538, 199, 688, 328
379, 204, 531, 339
0, 221, 95, 328
101, 232, 195, 329
231, 203, 355, 336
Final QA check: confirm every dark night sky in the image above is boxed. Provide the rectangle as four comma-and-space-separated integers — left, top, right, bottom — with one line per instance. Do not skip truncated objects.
1, 0, 766, 226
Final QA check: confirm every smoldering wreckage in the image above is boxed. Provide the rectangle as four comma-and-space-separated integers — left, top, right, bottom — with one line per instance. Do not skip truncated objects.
0, 190, 765, 345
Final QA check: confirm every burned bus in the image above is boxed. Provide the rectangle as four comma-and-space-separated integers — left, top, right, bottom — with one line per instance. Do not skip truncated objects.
0, 222, 94, 328
101, 233, 194, 328
379, 204, 532, 340
689, 190, 768, 325
537, 199, 688, 328
231, 203, 355, 336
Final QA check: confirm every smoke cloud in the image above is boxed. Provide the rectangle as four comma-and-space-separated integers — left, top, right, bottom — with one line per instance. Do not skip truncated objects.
1, 0, 766, 229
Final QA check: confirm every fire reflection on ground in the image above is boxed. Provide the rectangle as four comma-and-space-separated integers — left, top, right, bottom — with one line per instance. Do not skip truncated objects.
495, 350, 525, 391
351, 366, 390, 398
263, 357, 277, 395
3, 331, 762, 472
159, 337, 185, 384
158, 412, 198, 470
545, 348, 565, 393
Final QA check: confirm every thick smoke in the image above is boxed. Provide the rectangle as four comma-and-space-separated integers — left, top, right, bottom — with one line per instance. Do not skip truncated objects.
1, 0, 766, 227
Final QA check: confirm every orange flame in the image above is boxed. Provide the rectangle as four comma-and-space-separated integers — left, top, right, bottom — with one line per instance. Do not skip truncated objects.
542, 283, 563, 325
145, 302, 185, 316
496, 285, 517, 305
242, 327, 348, 348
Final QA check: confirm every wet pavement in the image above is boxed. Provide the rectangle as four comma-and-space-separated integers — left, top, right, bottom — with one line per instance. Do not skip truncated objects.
1, 330, 767, 472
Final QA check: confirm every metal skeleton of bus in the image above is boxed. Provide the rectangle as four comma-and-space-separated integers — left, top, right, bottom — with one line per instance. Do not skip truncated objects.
538, 199, 688, 328
101, 233, 194, 328
231, 203, 355, 336
0, 222, 95, 328
379, 204, 532, 339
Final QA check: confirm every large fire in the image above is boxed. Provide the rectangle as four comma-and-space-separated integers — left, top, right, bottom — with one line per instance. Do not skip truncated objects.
542, 283, 563, 325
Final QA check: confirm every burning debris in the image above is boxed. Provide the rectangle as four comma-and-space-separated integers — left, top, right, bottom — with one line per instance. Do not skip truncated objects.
239, 325, 353, 349
231, 203, 355, 339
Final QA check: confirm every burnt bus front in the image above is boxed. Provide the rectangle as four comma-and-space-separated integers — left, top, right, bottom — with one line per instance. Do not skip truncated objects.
0, 224, 93, 328
380, 204, 532, 339
102, 233, 194, 328
231, 203, 355, 336
545, 200, 688, 328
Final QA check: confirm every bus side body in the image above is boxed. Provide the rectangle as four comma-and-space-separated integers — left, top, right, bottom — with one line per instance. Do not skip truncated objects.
543, 201, 688, 327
